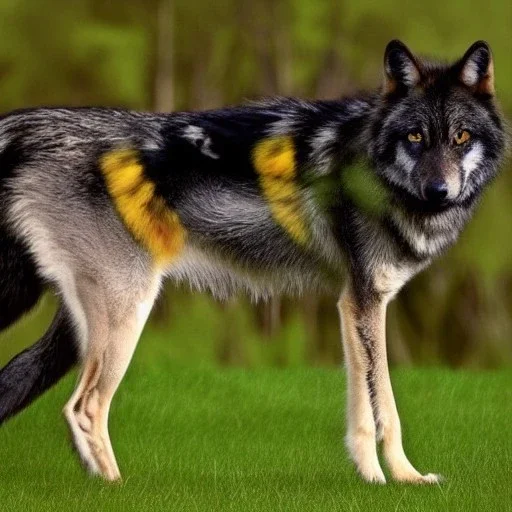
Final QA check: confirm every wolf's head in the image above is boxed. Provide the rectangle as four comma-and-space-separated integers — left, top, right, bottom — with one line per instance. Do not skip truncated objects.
371, 40, 507, 212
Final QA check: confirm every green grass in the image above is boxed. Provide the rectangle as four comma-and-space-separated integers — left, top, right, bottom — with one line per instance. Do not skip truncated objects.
0, 361, 510, 511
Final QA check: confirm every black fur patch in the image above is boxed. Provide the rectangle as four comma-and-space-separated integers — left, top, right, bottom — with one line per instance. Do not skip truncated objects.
0, 229, 43, 331
0, 138, 43, 331
0, 307, 77, 424
356, 320, 379, 430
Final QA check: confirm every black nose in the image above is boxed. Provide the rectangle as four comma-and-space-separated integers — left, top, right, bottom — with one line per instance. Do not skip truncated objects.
423, 180, 448, 202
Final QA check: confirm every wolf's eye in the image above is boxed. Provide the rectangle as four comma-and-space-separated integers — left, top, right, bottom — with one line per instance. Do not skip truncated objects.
454, 130, 471, 145
407, 133, 423, 143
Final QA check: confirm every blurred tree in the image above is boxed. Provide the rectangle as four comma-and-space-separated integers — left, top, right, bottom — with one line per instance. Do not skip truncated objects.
154, 0, 175, 112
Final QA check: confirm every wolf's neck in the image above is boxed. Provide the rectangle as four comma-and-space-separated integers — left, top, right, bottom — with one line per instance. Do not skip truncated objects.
260, 96, 376, 173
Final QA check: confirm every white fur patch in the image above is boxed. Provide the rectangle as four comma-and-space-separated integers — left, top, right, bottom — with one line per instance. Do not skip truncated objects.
391, 209, 457, 258
460, 59, 480, 87
373, 263, 414, 299
182, 125, 219, 159
268, 116, 297, 137
462, 142, 483, 182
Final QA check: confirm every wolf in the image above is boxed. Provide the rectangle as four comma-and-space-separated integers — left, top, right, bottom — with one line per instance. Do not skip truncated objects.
0, 40, 506, 483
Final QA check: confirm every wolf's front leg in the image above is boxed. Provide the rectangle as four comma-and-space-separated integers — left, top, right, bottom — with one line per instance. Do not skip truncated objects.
337, 289, 385, 483
368, 302, 442, 484
338, 283, 441, 484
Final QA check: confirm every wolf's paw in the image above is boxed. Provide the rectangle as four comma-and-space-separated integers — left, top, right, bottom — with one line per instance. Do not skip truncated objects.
359, 464, 387, 484
420, 473, 442, 484
393, 470, 442, 485
347, 431, 386, 484
384, 444, 442, 485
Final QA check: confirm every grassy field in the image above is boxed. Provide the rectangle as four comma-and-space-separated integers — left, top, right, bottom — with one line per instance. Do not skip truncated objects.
0, 358, 510, 512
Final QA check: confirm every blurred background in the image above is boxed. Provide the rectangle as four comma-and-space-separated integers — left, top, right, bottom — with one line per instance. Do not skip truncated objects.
0, 0, 510, 369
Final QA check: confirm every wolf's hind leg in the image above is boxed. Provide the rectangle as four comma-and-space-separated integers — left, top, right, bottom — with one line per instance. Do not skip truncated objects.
338, 289, 385, 484
63, 275, 160, 481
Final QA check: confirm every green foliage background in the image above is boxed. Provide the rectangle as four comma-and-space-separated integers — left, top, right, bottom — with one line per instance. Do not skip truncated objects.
0, 0, 511, 368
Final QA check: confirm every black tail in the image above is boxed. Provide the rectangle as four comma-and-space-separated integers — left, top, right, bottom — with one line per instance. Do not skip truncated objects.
0, 306, 78, 423
0, 230, 44, 331
0, 226, 78, 424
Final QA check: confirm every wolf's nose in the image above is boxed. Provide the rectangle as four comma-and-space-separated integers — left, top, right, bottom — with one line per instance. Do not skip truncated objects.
423, 180, 448, 202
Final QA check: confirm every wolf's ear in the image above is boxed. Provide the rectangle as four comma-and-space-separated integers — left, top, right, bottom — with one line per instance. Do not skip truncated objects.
383, 40, 421, 95
459, 41, 494, 96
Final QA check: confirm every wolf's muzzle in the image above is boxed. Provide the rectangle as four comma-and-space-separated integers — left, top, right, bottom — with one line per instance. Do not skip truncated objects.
422, 179, 448, 203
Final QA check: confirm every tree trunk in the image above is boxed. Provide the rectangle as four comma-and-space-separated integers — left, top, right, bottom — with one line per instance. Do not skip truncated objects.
154, 0, 175, 112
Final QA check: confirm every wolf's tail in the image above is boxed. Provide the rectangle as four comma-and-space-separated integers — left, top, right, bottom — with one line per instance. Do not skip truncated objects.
0, 228, 78, 424
0, 306, 77, 423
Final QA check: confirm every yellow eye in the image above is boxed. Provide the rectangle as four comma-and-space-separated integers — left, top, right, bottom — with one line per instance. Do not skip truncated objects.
454, 130, 470, 145
407, 133, 423, 143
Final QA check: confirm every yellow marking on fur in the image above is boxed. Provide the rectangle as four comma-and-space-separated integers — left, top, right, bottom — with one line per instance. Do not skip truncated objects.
253, 137, 296, 179
252, 136, 308, 244
100, 149, 186, 265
